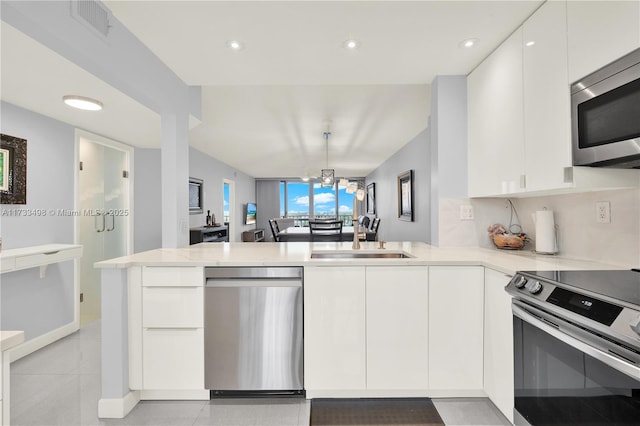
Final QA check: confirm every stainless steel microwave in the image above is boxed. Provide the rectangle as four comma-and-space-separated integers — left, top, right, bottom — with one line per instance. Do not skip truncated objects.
571, 47, 640, 168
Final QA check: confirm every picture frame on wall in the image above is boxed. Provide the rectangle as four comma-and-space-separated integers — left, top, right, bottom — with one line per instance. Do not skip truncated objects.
189, 177, 204, 214
0, 133, 27, 205
366, 182, 376, 215
397, 169, 414, 222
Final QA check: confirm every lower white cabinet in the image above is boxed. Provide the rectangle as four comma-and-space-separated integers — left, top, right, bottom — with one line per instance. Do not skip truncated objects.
129, 266, 205, 394
142, 328, 204, 390
428, 266, 484, 392
304, 265, 429, 394
304, 267, 367, 390
366, 266, 428, 390
483, 268, 514, 422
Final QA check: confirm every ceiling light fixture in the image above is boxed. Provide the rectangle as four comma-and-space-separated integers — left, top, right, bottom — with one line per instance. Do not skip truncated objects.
227, 40, 245, 51
459, 38, 479, 48
62, 95, 103, 111
321, 123, 335, 188
525, 40, 536, 47
343, 39, 360, 50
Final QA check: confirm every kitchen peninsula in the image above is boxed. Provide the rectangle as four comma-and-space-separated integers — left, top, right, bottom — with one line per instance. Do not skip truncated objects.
95, 241, 625, 421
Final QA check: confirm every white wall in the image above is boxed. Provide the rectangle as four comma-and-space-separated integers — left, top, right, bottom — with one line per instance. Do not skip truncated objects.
365, 127, 430, 242
439, 188, 640, 267
133, 148, 162, 252
0, 102, 75, 339
188, 147, 256, 242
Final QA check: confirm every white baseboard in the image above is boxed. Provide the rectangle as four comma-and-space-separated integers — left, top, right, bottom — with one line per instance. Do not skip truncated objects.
8, 321, 79, 362
98, 390, 140, 418
305, 389, 431, 399
140, 389, 210, 400
305, 389, 487, 399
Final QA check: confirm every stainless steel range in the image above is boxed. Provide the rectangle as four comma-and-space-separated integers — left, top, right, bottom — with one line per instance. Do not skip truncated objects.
506, 270, 640, 426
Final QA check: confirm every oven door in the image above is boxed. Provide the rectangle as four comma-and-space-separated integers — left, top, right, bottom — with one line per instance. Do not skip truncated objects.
512, 302, 640, 425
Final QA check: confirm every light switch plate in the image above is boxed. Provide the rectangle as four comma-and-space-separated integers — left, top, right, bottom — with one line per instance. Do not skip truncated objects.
596, 201, 610, 223
460, 205, 474, 221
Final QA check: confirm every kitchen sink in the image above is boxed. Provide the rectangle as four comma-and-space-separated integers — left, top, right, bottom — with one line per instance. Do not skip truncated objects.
310, 251, 414, 259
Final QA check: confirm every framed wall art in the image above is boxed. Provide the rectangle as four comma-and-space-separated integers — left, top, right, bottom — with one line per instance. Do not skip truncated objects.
189, 177, 203, 214
0, 133, 27, 205
366, 182, 376, 215
397, 169, 413, 222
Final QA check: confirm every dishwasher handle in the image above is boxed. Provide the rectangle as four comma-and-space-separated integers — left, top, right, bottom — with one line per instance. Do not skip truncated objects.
206, 278, 302, 288
205, 266, 302, 280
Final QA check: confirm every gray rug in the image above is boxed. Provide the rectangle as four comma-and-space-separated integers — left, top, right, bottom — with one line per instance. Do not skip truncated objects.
310, 398, 445, 426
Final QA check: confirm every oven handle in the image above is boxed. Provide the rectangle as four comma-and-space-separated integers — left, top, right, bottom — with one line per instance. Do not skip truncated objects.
512, 303, 640, 381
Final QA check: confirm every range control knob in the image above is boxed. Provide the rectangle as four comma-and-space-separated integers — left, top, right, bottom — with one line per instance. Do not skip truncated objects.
513, 275, 528, 289
629, 315, 640, 336
525, 280, 543, 295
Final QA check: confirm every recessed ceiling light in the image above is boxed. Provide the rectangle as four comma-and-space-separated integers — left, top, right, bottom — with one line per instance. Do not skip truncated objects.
525, 40, 536, 47
62, 95, 103, 111
459, 38, 479, 48
343, 39, 360, 50
226, 40, 245, 51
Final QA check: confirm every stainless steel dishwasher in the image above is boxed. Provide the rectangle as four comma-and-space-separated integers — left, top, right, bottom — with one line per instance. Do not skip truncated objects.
204, 267, 303, 396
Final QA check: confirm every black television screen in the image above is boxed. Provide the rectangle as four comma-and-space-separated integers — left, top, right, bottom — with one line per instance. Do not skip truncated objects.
245, 203, 257, 225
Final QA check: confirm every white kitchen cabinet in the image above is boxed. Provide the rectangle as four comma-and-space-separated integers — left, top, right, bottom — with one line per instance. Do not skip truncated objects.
142, 328, 204, 390
483, 268, 514, 423
128, 266, 205, 394
366, 266, 428, 390
468, 27, 525, 197
567, 0, 640, 83
304, 266, 366, 391
523, 1, 572, 193
428, 266, 484, 392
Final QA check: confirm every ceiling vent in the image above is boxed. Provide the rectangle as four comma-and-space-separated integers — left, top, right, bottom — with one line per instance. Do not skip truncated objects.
70, 0, 112, 40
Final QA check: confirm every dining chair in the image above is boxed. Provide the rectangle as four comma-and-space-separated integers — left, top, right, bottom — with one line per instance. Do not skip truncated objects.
268, 219, 280, 242
370, 217, 381, 234
309, 220, 343, 242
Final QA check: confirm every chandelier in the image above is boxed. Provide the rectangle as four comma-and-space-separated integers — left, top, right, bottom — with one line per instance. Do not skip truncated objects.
321, 128, 335, 187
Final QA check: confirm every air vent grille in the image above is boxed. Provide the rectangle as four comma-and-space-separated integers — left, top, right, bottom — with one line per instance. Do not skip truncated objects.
71, 0, 111, 39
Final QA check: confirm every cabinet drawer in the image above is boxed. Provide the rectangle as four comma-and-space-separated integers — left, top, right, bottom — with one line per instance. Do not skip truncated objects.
142, 328, 204, 390
142, 266, 203, 287
143, 287, 203, 328
14, 247, 82, 269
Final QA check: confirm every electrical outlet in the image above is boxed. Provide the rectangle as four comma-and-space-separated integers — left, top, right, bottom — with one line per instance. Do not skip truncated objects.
596, 201, 611, 223
460, 205, 474, 220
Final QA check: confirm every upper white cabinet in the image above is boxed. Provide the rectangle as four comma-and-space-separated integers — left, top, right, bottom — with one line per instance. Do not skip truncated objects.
468, 27, 525, 197
468, 0, 640, 198
567, 1, 640, 83
522, 1, 572, 193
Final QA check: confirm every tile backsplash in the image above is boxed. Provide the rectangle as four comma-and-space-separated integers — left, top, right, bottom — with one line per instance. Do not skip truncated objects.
439, 188, 640, 267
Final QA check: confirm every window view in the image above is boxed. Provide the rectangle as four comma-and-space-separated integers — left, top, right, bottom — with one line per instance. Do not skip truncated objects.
223, 182, 230, 223
313, 183, 336, 219
285, 181, 310, 227
280, 179, 362, 226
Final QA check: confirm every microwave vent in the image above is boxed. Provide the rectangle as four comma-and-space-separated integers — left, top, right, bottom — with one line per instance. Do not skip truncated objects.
71, 0, 112, 39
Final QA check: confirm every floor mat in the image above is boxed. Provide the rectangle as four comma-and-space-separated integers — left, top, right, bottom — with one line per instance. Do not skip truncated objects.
310, 398, 445, 426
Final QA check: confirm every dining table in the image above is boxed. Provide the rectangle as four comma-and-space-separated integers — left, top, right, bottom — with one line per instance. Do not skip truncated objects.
277, 226, 377, 242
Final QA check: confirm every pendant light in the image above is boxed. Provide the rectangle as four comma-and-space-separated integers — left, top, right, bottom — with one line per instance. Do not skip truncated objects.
321, 127, 334, 187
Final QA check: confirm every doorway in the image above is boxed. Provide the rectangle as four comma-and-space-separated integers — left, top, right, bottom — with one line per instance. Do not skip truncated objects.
224, 179, 235, 241
76, 131, 132, 325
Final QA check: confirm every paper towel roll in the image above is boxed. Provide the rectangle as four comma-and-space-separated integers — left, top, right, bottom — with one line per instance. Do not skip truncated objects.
535, 210, 557, 254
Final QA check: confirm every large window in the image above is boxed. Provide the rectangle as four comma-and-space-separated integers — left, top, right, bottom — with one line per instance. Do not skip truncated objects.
280, 179, 362, 226
281, 181, 310, 227
313, 183, 336, 219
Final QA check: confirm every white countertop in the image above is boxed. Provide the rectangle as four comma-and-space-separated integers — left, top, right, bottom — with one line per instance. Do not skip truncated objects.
94, 241, 625, 275
0, 330, 24, 352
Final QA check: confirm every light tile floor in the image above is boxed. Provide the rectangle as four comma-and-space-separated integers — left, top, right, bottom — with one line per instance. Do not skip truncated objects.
10, 321, 511, 426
